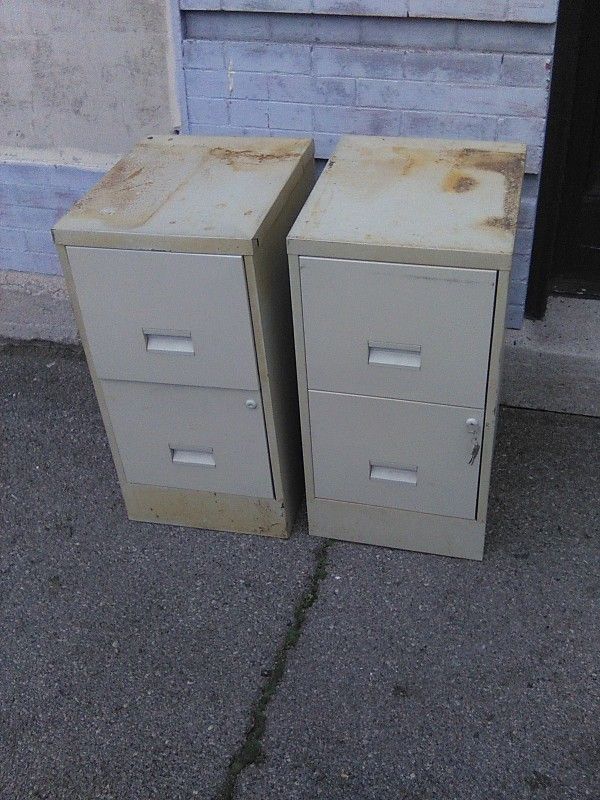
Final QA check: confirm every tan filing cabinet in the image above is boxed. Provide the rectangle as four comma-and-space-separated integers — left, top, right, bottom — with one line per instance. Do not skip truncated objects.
287, 136, 525, 560
53, 135, 315, 537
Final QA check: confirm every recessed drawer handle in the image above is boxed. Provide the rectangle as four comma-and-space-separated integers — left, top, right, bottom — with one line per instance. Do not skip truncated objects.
170, 447, 216, 467
370, 464, 418, 485
368, 343, 421, 369
144, 331, 194, 354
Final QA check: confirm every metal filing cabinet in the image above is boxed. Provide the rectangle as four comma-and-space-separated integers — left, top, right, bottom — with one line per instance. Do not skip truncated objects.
287, 136, 525, 560
53, 135, 315, 537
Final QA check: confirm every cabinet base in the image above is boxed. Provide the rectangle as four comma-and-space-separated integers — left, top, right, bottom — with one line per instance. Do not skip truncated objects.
308, 497, 485, 560
122, 482, 290, 538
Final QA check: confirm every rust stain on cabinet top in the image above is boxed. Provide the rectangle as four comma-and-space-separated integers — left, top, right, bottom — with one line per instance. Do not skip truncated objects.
288, 135, 526, 268
54, 135, 314, 248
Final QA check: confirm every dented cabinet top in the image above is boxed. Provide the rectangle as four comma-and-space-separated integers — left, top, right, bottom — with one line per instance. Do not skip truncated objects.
288, 136, 526, 270
53, 135, 314, 255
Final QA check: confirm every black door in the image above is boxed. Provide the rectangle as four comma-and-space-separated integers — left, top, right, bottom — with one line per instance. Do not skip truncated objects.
552, 3, 600, 296
526, 1, 600, 315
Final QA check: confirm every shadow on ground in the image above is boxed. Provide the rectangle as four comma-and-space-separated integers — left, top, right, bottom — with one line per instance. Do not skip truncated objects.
1, 341, 599, 800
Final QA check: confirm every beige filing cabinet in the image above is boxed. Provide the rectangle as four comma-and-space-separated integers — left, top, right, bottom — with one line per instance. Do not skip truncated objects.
53, 135, 315, 537
287, 136, 525, 560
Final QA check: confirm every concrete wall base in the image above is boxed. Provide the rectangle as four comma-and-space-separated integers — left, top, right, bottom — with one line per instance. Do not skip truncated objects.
0, 269, 78, 344
502, 297, 600, 417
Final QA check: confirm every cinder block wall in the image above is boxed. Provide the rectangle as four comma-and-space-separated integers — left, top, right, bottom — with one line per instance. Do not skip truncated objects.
0, 161, 105, 276
179, 1, 558, 328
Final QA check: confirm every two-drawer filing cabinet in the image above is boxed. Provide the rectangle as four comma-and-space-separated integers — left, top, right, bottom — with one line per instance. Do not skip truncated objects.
288, 136, 525, 560
53, 135, 315, 537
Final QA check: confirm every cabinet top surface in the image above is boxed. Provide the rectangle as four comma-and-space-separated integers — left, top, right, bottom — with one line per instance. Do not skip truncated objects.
53, 136, 313, 252
288, 136, 525, 269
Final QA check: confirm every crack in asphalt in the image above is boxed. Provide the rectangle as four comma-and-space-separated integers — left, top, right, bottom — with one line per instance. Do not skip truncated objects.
216, 538, 332, 800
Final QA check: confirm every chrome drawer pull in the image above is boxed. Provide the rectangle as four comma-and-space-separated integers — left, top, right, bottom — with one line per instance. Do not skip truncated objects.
370, 463, 418, 485
368, 343, 421, 369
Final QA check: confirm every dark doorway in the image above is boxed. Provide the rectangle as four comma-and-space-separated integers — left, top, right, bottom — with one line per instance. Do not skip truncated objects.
526, 1, 600, 317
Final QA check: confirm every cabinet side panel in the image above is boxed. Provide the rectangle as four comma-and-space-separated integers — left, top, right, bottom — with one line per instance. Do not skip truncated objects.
56, 243, 129, 493
245, 160, 316, 531
477, 268, 509, 522
288, 251, 316, 504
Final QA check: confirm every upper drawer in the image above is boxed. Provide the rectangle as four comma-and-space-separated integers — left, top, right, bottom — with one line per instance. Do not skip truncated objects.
300, 257, 497, 408
67, 247, 259, 390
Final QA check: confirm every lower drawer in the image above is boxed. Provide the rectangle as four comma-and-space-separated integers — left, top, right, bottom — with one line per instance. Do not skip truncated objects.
309, 390, 483, 519
102, 381, 274, 499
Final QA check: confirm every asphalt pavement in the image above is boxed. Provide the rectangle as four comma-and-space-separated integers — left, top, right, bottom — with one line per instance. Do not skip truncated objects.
1, 340, 598, 800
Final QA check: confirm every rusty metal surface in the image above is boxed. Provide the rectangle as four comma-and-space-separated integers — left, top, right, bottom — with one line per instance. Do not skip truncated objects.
289, 135, 526, 269
53, 135, 314, 252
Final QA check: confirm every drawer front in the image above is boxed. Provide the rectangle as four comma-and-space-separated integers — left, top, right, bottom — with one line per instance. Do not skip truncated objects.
300, 257, 496, 408
309, 390, 483, 519
68, 247, 259, 390
103, 381, 274, 498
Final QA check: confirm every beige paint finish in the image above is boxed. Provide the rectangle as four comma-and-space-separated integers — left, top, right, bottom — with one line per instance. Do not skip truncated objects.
0, 0, 175, 153
124, 484, 288, 538
309, 498, 486, 561
288, 136, 526, 270
54, 136, 315, 254
310, 390, 483, 519
56, 137, 315, 537
102, 381, 273, 498
66, 247, 260, 390
300, 256, 497, 408
288, 135, 524, 559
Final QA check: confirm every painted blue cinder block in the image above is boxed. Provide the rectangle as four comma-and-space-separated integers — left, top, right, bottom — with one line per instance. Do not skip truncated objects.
268, 101, 312, 131
403, 51, 502, 84
189, 9, 271, 40
228, 98, 269, 127
409, 0, 505, 22
223, 40, 311, 73
185, 69, 226, 98
187, 96, 229, 124
0, 161, 108, 276
314, 0, 407, 13
509, 280, 528, 307
314, 105, 401, 136
0, 183, 81, 210
268, 74, 356, 105
0, 205, 61, 230
358, 17, 457, 49
456, 20, 556, 54
228, 71, 270, 99
517, 194, 538, 229
515, 226, 535, 256
24, 229, 56, 254
511, 251, 533, 284
0, 162, 53, 187
0, 248, 61, 275
49, 165, 104, 191
403, 111, 496, 140
188, 123, 246, 136
357, 79, 548, 118
506, 303, 526, 329
500, 54, 552, 87
0, 228, 27, 251
508, 0, 558, 24
312, 45, 403, 79
183, 39, 225, 69
497, 116, 546, 149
